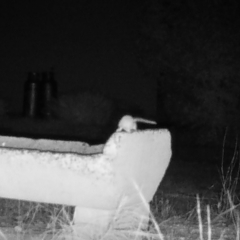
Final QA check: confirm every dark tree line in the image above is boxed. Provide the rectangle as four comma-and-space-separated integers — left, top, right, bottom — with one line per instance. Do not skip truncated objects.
136, 0, 240, 143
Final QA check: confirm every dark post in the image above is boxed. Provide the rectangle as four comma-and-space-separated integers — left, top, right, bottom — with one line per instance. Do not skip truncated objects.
23, 72, 40, 118
157, 76, 169, 127
39, 70, 58, 118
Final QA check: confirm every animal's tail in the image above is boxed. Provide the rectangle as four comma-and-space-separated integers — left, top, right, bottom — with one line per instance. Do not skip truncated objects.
134, 118, 157, 125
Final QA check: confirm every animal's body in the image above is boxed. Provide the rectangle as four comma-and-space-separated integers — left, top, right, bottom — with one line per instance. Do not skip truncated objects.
117, 115, 157, 133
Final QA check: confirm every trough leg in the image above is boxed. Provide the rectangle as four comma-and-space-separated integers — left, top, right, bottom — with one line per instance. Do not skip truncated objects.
72, 203, 150, 236
73, 206, 113, 235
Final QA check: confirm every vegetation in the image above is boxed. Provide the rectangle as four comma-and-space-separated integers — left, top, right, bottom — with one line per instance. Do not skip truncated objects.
136, 0, 240, 143
50, 91, 114, 126
0, 99, 8, 117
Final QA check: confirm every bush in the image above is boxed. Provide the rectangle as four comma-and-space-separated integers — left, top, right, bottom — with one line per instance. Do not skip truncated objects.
136, 0, 240, 143
51, 91, 114, 126
0, 99, 8, 117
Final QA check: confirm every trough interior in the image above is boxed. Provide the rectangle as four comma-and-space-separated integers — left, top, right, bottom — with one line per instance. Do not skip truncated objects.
0, 135, 104, 154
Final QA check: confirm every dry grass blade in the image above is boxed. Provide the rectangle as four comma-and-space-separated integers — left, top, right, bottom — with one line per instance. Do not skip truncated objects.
131, 179, 165, 240
0, 229, 7, 240
207, 205, 211, 240
197, 195, 204, 240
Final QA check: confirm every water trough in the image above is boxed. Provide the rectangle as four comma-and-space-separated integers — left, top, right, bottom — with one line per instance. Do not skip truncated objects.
0, 126, 171, 237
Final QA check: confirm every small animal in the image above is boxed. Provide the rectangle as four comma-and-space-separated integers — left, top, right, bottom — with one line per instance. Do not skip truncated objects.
117, 115, 157, 133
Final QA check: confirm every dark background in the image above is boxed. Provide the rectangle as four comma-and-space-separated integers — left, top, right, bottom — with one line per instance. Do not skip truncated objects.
0, 0, 155, 116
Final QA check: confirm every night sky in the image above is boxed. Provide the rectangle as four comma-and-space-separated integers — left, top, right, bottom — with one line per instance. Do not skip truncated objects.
0, 0, 155, 116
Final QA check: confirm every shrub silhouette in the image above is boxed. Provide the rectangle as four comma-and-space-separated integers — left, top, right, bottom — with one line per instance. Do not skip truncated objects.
51, 91, 114, 126
136, 0, 240, 143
